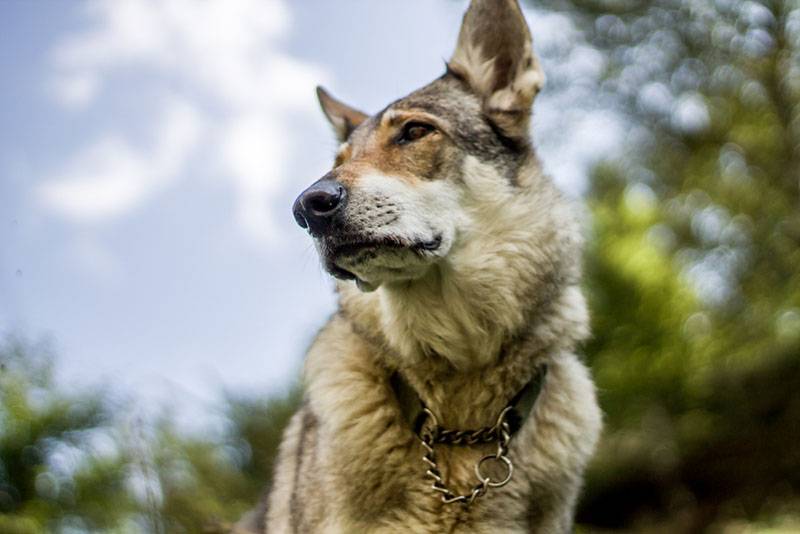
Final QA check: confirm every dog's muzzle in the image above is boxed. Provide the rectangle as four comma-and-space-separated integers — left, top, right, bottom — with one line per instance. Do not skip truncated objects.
292, 176, 347, 237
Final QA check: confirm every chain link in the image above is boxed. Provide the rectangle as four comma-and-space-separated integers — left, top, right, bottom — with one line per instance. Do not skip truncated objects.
419, 407, 515, 506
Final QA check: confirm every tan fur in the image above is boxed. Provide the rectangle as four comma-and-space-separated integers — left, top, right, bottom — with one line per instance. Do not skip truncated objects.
317, 86, 368, 142
242, 2, 602, 532
449, 0, 545, 138
250, 158, 602, 532
330, 110, 450, 187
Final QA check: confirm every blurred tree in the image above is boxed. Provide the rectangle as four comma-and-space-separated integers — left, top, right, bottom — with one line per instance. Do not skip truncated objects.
0, 336, 133, 533
527, 0, 800, 530
145, 390, 299, 533
0, 335, 298, 533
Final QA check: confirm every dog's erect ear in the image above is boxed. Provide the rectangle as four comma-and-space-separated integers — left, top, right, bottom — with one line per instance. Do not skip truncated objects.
316, 86, 368, 142
448, 0, 544, 138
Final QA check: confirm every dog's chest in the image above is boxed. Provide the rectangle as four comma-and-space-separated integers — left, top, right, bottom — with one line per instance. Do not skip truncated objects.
321, 415, 537, 533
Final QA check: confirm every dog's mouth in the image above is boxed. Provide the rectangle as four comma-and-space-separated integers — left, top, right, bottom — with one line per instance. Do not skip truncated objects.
329, 235, 442, 258
320, 234, 442, 282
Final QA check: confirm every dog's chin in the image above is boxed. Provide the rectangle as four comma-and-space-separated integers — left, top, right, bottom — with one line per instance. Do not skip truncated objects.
320, 234, 444, 292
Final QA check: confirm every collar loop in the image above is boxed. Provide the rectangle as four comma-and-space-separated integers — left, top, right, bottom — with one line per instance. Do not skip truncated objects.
390, 363, 549, 506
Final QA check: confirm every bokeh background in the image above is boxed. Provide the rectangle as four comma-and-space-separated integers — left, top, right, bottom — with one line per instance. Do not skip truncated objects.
1, 0, 799, 532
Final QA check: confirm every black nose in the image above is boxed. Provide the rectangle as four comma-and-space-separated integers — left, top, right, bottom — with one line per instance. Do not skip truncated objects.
292, 178, 347, 236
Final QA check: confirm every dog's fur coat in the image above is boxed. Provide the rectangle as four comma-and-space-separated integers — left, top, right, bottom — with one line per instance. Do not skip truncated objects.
239, 1, 602, 532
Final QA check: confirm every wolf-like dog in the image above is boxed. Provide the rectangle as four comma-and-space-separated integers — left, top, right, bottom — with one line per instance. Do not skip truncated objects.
239, 0, 602, 532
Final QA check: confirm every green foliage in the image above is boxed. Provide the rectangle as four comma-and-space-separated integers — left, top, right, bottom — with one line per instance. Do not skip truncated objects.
528, 0, 800, 529
0, 337, 299, 532
146, 390, 300, 532
0, 336, 131, 532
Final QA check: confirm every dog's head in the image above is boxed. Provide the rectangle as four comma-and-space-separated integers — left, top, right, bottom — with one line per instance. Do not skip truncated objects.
293, 0, 545, 292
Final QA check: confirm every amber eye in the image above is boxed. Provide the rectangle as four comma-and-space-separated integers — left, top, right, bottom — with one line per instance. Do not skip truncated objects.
397, 121, 434, 145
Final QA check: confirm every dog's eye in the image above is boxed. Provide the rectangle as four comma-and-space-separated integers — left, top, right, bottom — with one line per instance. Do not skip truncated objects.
398, 122, 434, 144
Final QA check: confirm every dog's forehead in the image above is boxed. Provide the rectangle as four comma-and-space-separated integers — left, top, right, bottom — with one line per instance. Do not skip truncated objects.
392, 77, 480, 118
349, 77, 480, 145
342, 75, 527, 170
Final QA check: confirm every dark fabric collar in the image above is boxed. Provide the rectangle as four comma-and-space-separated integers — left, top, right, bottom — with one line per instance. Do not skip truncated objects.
390, 364, 548, 437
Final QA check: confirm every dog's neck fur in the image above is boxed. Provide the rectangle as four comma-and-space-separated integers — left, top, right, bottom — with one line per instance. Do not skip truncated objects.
337, 158, 589, 428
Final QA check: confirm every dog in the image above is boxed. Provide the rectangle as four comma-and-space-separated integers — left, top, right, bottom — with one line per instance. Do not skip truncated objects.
238, 0, 602, 531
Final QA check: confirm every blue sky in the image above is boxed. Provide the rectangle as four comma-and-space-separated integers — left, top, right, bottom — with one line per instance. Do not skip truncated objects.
1, 0, 621, 419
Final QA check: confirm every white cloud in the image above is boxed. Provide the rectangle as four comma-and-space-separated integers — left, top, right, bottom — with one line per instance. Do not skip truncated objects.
222, 117, 288, 243
41, 0, 326, 242
51, 72, 99, 109
38, 98, 203, 221
39, 137, 150, 220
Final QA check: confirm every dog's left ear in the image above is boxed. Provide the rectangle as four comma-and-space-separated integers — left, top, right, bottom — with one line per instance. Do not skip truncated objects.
448, 0, 544, 139
316, 86, 369, 142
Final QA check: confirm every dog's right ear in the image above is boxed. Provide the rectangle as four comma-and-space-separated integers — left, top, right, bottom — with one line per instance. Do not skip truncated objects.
448, 0, 544, 139
316, 86, 368, 142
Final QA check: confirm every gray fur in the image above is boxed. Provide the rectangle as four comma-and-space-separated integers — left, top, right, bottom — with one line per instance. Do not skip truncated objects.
238, 2, 602, 532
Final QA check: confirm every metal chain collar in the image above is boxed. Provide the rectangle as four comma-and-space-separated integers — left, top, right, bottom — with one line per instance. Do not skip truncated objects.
419, 406, 515, 506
